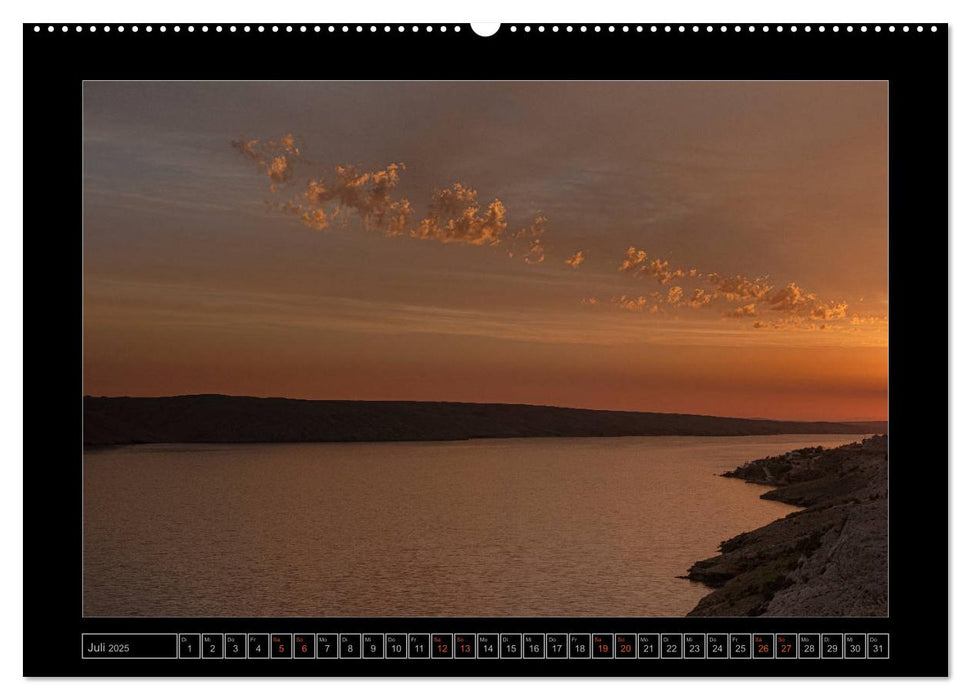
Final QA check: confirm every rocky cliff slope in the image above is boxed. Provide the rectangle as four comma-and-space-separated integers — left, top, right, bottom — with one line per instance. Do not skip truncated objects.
686, 435, 888, 616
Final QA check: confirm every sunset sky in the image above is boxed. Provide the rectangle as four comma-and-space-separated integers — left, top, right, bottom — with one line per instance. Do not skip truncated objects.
83, 81, 888, 421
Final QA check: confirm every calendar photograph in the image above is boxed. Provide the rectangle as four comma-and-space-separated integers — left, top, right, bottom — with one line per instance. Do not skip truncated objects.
81, 79, 889, 619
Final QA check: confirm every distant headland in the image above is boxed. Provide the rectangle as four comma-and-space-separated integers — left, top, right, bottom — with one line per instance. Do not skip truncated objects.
83, 394, 887, 446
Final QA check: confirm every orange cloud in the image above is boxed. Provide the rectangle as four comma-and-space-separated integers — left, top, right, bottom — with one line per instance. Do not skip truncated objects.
618, 247, 693, 284
565, 250, 585, 269
234, 135, 549, 263
508, 215, 548, 264
728, 303, 758, 318
683, 288, 714, 309
412, 183, 506, 245
707, 272, 773, 301
611, 295, 662, 314
231, 134, 301, 191
614, 246, 853, 330
284, 162, 413, 236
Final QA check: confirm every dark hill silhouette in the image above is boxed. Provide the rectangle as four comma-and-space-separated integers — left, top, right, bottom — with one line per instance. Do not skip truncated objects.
83, 394, 887, 446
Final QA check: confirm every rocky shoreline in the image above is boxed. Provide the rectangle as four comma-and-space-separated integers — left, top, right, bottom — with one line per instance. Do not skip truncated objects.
685, 434, 888, 616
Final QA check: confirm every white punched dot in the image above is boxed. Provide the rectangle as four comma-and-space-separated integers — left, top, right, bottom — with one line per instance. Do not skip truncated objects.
623, 26, 629, 32
665, 26, 671, 32
889, 26, 896, 32
356, 26, 363, 33
776, 26, 782, 32
118, 26, 125, 32
861, 26, 867, 32
33, 25, 39, 32
315, 26, 321, 32
762, 25, 769, 32
425, 25, 432, 32
90, 26, 96, 32
834, 26, 840, 32
693, 26, 699, 32
61, 25, 68, 32
722, 26, 727, 32
581, 26, 587, 32
876, 26, 881, 32
707, 26, 713, 32
678, 25, 684, 32
651, 26, 657, 32
847, 26, 853, 32
593, 26, 599, 32
76, 26, 82, 32
567, 26, 573, 32
918, 26, 923, 32
510, 26, 517, 32
932, 25, 938, 31
454, 26, 460, 32
244, 26, 250, 32
904, 26, 910, 32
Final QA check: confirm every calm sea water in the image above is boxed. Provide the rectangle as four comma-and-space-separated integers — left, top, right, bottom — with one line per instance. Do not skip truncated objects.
83, 434, 864, 617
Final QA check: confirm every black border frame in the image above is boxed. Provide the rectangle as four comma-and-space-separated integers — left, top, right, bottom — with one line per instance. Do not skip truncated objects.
24, 22, 947, 677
